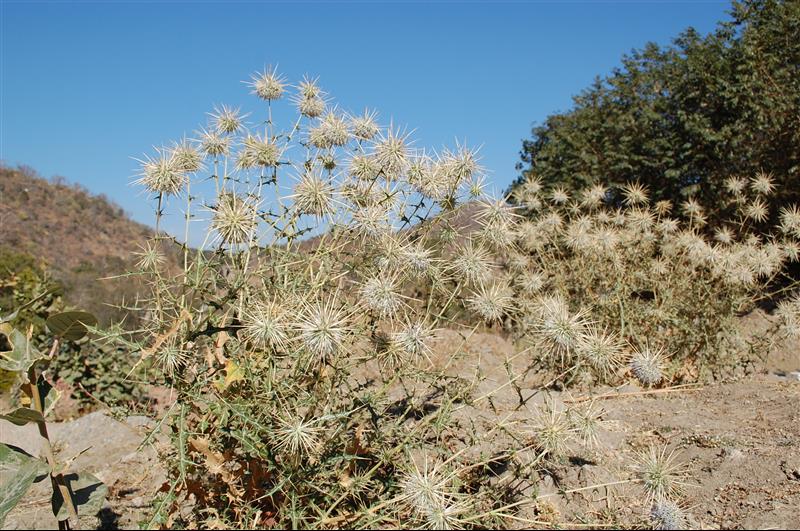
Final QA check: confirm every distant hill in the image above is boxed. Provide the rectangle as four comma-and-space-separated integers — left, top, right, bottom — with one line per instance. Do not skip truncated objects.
0, 165, 160, 323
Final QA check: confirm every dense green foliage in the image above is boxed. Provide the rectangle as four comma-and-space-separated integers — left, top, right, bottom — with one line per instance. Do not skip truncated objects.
512, 0, 799, 218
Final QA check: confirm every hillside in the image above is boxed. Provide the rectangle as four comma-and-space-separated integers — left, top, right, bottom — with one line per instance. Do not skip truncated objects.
0, 165, 158, 323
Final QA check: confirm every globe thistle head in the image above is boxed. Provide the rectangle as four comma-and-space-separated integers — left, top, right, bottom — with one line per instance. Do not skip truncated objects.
784, 239, 800, 263
400, 458, 452, 524
564, 215, 594, 251
359, 274, 403, 318
591, 226, 620, 255
403, 243, 435, 277
724, 175, 747, 195
451, 240, 494, 286
650, 499, 687, 530
441, 143, 480, 187
198, 127, 231, 158
467, 282, 514, 323
309, 111, 350, 149
779, 204, 800, 238
751, 170, 775, 195
578, 327, 623, 378
581, 183, 607, 207
475, 197, 519, 227
658, 217, 680, 235
532, 399, 573, 457
349, 109, 380, 141
134, 240, 165, 272
156, 343, 190, 378
351, 204, 391, 237
744, 198, 769, 223
634, 445, 688, 501
391, 320, 437, 364
713, 226, 734, 245
627, 207, 657, 233
240, 299, 289, 351
296, 298, 349, 361
348, 154, 381, 182
211, 104, 246, 134
569, 401, 605, 449
238, 134, 283, 169
211, 192, 259, 245
654, 199, 673, 216
171, 139, 204, 173
298, 95, 326, 118
373, 126, 410, 179
532, 294, 591, 363
274, 414, 323, 460
515, 270, 546, 295
681, 198, 703, 218
291, 170, 336, 218
135, 149, 187, 196
550, 186, 570, 205
248, 65, 286, 101
629, 344, 666, 387
622, 181, 649, 206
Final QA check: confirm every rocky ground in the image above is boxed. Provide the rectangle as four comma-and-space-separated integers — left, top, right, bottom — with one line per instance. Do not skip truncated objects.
2, 312, 799, 529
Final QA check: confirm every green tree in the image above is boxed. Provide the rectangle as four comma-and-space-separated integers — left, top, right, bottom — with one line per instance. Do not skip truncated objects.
512, 0, 800, 217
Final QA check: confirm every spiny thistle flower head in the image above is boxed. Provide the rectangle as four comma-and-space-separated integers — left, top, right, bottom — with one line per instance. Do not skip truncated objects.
724, 175, 747, 195
569, 401, 605, 449
240, 299, 290, 351
744, 198, 769, 223
533, 294, 591, 362
467, 282, 514, 322
578, 327, 623, 378
629, 344, 666, 387
171, 139, 204, 173
635, 445, 688, 501
650, 499, 687, 530
654, 199, 672, 216
211, 192, 258, 245
197, 127, 230, 158
360, 274, 403, 318
516, 270, 546, 295
349, 109, 380, 141
136, 149, 187, 196
274, 414, 323, 459
400, 458, 452, 523
779, 204, 800, 238
532, 399, 573, 457
581, 183, 607, 207
211, 104, 246, 134
403, 243, 434, 277
348, 154, 381, 181
713, 226, 735, 245
751, 170, 775, 195
451, 240, 494, 285
248, 65, 286, 101
550, 186, 570, 205
622, 181, 649, 206
156, 343, 190, 378
309, 111, 350, 149
238, 134, 283, 169
134, 240, 165, 272
373, 126, 411, 179
296, 298, 349, 360
291, 170, 336, 218
391, 320, 436, 363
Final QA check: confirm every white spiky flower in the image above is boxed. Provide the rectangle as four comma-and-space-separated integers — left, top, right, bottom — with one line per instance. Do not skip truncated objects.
373, 126, 410, 179
360, 274, 403, 318
629, 344, 666, 386
744, 198, 769, 223
211, 193, 258, 245
391, 320, 437, 363
451, 241, 494, 285
291, 171, 336, 217
197, 127, 230, 158
779, 204, 800, 238
751, 171, 775, 195
622, 182, 649, 206
134, 240, 165, 272
309, 111, 350, 149
467, 282, 514, 322
403, 243, 434, 277
171, 139, 204, 173
532, 399, 573, 457
654, 200, 672, 216
713, 226, 735, 245
296, 298, 349, 360
634, 445, 688, 501
550, 186, 570, 205
349, 154, 381, 181
274, 414, 323, 459
650, 499, 687, 530
578, 327, 623, 378
211, 104, 246, 134
136, 149, 187, 196
240, 299, 289, 351
532, 294, 591, 362
248, 65, 286, 101
724, 175, 747, 195
581, 183, 607, 207
350, 109, 380, 141
156, 344, 190, 378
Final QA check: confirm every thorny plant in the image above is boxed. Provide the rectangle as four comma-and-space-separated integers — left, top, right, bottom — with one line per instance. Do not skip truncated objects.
111, 67, 800, 529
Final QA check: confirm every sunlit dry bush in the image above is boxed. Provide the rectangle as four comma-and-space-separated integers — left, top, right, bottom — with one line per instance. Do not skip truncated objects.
508, 173, 800, 384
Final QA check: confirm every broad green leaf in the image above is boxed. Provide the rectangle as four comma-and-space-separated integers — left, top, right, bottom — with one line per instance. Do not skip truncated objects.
0, 324, 44, 374
20, 376, 61, 418
0, 444, 49, 526
51, 472, 108, 520
0, 407, 45, 426
46, 311, 97, 342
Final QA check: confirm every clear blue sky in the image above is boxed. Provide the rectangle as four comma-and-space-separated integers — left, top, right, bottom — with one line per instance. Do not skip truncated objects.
2, 0, 730, 235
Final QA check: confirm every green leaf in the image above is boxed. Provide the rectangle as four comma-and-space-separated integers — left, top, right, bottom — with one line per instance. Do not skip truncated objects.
51, 472, 108, 520
46, 311, 97, 342
0, 444, 49, 526
0, 324, 44, 374
0, 407, 45, 426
